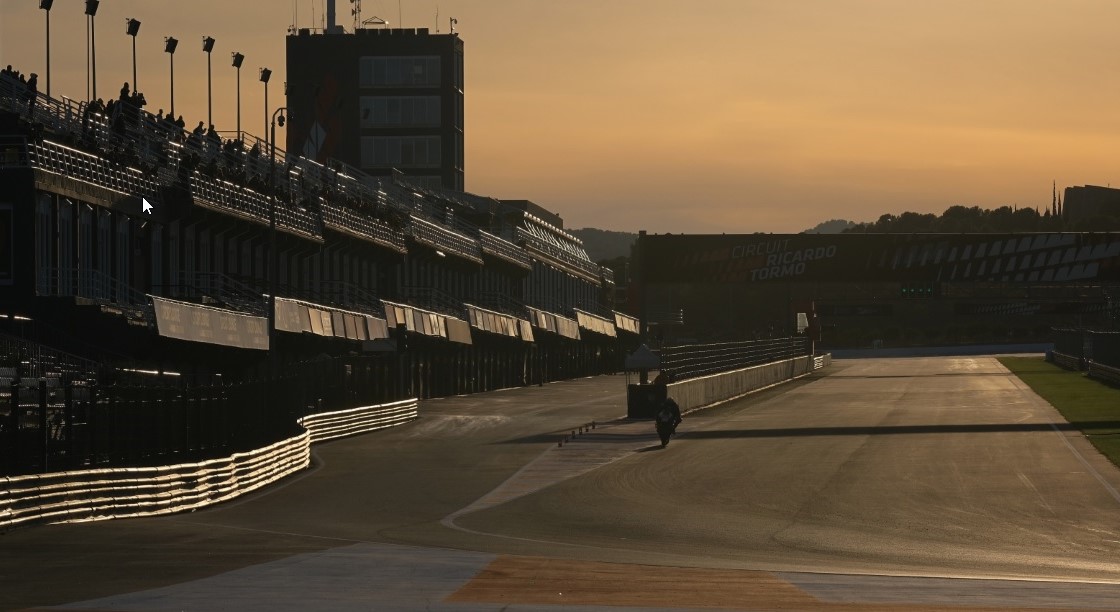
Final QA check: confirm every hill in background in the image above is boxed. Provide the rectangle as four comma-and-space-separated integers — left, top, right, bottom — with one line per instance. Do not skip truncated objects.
802, 219, 856, 233
570, 228, 637, 263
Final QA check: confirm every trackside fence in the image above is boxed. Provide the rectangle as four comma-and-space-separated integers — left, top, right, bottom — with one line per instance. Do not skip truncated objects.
1, 378, 294, 477
1049, 328, 1120, 385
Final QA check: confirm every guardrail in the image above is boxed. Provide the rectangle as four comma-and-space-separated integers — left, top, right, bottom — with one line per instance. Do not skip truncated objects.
300, 398, 417, 444
1087, 360, 1120, 387
0, 430, 310, 529
0, 399, 417, 530
1050, 351, 1083, 372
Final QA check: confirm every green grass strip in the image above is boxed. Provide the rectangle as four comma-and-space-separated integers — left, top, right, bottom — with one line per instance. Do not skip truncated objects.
998, 356, 1120, 468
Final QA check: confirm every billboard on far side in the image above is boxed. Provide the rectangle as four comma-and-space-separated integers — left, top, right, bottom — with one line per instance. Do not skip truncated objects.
638, 233, 1120, 285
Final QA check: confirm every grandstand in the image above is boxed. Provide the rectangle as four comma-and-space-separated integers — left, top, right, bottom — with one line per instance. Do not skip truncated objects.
0, 64, 645, 475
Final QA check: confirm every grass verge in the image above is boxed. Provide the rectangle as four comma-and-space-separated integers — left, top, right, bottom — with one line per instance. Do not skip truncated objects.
998, 356, 1120, 469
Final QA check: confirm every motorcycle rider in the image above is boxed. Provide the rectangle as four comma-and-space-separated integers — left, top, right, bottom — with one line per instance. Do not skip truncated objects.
655, 396, 682, 447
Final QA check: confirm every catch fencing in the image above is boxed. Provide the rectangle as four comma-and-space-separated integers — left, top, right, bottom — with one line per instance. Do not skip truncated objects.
1, 378, 295, 477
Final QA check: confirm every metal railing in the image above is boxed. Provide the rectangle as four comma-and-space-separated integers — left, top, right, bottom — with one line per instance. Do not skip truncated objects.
157, 272, 268, 316
516, 227, 604, 281
38, 268, 154, 324
0, 333, 103, 384
400, 285, 466, 319
476, 291, 531, 320
480, 231, 533, 269
282, 281, 386, 318
660, 337, 811, 382
408, 215, 483, 263
320, 199, 406, 252
27, 139, 159, 201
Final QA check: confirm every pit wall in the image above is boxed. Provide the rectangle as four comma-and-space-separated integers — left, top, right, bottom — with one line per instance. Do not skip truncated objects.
668, 354, 831, 414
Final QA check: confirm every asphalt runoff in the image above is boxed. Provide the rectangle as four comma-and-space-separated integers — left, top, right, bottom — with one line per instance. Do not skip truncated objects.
3, 355, 1120, 611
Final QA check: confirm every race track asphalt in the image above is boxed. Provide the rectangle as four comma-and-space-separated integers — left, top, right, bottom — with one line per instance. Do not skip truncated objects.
3, 356, 1120, 611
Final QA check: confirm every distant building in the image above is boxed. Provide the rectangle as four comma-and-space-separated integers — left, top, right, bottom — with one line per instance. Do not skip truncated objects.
1063, 185, 1120, 223
286, 26, 464, 190
635, 232, 1120, 346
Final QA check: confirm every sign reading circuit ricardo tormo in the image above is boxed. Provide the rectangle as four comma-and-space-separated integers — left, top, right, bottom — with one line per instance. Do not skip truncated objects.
638, 233, 1120, 284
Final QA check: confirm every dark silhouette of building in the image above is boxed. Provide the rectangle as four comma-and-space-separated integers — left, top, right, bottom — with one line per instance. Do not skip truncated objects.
1063, 185, 1120, 224
286, 24, 464, 190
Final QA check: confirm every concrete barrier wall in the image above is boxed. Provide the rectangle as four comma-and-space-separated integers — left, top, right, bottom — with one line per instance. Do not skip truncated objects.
668, 354, 830, 414
0, 399, 418, 530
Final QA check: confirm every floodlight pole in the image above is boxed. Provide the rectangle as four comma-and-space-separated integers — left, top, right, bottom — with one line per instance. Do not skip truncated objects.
40, 1, 51, 97
202, 37, 215, 127
86, 0, 98, 102
165, 37, 178, 118
268, 106, 288, 377
126, 18, 141, 92
259, 67, 272, 149
232, 52, 244, 140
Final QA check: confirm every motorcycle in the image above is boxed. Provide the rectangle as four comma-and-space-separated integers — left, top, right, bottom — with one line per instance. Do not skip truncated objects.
655, 400, 680, 447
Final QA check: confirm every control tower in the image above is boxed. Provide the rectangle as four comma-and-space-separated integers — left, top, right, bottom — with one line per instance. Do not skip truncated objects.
286, 2, 464, 190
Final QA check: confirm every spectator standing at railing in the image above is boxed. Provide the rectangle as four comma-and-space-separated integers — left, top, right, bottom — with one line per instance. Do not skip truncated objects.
173, 115, 186, 143
25, 73, 37, 116
125, 91, 146, 124
206, 124, 221, 157
157, 111, 177, 141
111, 108, 127, 148
188, 121, 204, 154
80, 100, 92, 133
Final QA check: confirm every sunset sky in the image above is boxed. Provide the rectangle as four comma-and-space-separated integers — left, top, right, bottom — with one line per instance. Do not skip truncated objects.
3, 1, 1120, 234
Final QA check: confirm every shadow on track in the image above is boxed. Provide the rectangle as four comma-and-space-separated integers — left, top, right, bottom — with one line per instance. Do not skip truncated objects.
677, 421, 1120, 439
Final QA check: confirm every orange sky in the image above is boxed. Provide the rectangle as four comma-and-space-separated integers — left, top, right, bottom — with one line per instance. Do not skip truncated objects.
3, 1, 1120, 233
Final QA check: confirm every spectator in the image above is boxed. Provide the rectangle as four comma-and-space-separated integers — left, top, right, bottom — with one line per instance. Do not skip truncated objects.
206, 124, 221, 156
25, 73, 37, 115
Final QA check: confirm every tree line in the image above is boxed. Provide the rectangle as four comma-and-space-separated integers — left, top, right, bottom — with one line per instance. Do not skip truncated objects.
843, 204, 1120, 234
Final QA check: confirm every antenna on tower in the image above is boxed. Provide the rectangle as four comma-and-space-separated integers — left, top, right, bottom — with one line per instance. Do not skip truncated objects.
350, 0, 360, 31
